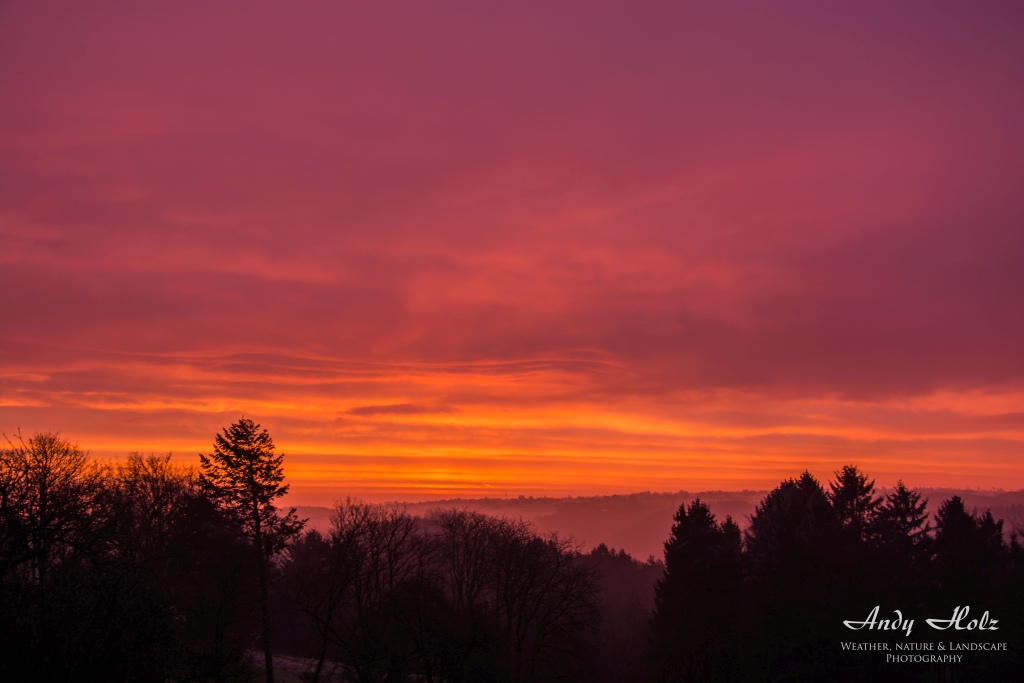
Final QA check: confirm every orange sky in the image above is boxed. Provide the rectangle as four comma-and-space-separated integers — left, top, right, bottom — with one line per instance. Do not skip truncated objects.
2, 2, 1023, 504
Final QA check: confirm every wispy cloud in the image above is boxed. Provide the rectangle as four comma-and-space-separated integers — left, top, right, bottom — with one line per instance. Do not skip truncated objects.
346, 404, 453, 417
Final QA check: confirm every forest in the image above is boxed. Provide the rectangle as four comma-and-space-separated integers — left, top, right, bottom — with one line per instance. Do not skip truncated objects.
1, 423, 1021, 682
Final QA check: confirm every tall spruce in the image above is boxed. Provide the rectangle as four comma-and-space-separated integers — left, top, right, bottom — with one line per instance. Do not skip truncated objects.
932, 495, 1006, 600
199, 418, 304, 683
828, 464, 882, 542
744, 472, 843, 680
651, 498, 742, 682
871, 480, 930, 560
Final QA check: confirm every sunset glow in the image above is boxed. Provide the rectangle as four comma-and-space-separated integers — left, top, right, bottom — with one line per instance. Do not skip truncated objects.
2, 2, 1023, 504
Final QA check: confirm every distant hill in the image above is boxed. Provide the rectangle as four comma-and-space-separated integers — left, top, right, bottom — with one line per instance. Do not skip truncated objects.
294, 488, 1024, 562
296, 489, 771, 561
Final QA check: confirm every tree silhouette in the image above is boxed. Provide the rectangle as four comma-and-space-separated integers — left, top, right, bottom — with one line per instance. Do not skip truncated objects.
325, 501, 428, 682
745, 472, 840, 579
932, 496, 1006, 599
871, 480, 930, 561
0, 431, 102, 585
0, 432, 105, 680
199, 418, 304, 683
744, 472, 844, 681
651, 498, 742, 682
281, 528, 348, 683
828, 464, 881, 542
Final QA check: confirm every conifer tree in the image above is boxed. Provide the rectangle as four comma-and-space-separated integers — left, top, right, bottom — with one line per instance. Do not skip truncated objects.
828, 464, 881, 542
871, 480, 930, 560
199, 418, 304, 683
744, 472, 842, 680
651, 498, 742, 682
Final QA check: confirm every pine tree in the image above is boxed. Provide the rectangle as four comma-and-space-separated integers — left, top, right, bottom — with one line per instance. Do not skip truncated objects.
932, 496, 1007, 598
871, 480, 929, 560
745, 471, 840, 578
743, 472, 842, 680
651, 498, 741, 682
828, 465, 881, 542
199, 418, 304, 683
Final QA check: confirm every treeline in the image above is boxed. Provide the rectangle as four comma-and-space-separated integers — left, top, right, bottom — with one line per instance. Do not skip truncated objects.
651, 467, 1024, 682
2, 427, 1022, 682
0, 432, 265, 681
0, 428, 658, 682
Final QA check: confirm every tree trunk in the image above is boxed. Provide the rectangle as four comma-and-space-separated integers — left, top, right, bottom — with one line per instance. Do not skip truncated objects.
311, 634, 328, 683
254, 520, 275, 683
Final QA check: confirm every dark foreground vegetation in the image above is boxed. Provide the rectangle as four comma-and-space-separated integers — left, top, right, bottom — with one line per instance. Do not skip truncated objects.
652, 467, 1024, 682
1, 424, 1022, 682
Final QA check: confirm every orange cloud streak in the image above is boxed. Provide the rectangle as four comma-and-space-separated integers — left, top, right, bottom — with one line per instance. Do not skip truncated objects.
5, 350, 1022, 504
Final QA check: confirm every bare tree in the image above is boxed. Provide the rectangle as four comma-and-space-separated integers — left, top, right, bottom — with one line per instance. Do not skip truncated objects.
427, 508, 498, 613
0, 431, 103, 583
283, 528, 350, 683
430, 509, 598, 683
330, 500, 428, 682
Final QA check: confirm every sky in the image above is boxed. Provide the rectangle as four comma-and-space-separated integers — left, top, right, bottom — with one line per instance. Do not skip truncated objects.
2, 1, 1023, 504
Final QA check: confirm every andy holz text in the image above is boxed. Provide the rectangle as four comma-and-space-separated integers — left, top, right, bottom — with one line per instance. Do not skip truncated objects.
843, 606, 999, 637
